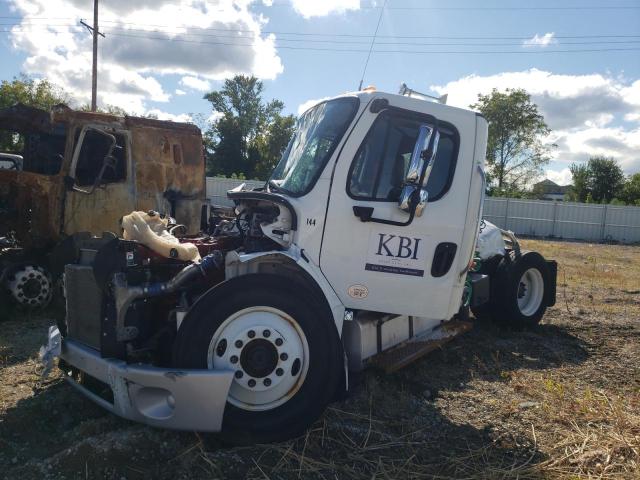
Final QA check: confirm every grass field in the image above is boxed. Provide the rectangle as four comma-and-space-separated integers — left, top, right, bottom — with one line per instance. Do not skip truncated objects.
0, 239, 638, 479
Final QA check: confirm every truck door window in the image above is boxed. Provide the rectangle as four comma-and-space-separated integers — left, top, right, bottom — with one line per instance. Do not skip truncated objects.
74, 129, 127, 186
0, 123, 66, 174
348, 111, 458, 202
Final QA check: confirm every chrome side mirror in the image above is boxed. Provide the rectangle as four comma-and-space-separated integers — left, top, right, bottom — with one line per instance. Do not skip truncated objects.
405, 125, 433, 183
398, 124, 439, 216
398, 184, 416, 212
398, 185, 428, 216
415, 188, 428, 217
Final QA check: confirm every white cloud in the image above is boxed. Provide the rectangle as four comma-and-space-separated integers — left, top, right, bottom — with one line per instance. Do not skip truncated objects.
297, 96, 331, 115
544, 168, 573, 186
8, 0, 283, 112
145, 109, 192, 123
523, 32, 556, 48
291, 0, 360, 18
430, 69, 640, 174
175, 89, 186, 96
180, 76, 212, 92
553, 126, 640, 172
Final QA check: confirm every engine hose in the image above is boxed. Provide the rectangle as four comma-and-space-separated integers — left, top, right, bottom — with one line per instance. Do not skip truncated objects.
114, 251, 224, 341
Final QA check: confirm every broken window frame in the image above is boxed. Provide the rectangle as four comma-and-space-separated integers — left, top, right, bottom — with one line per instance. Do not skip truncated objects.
69, 125, 131, 194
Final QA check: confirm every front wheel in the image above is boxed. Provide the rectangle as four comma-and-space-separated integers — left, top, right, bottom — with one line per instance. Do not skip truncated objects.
173, 274, 343, 445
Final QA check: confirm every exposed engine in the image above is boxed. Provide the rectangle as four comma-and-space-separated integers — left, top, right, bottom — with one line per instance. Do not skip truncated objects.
59, 197, 290, 367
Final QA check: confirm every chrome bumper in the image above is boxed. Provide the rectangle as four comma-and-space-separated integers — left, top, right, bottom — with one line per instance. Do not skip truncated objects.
45, 326, 234, 432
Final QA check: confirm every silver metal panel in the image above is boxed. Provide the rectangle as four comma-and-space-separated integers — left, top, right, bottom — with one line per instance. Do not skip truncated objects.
483, 197, 640, 244
342, 313, 441, 371
59, 334, 234, 432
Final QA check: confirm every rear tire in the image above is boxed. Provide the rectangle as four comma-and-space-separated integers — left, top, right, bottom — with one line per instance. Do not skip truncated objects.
173, 274, 343, 445
483, 251, 550, 328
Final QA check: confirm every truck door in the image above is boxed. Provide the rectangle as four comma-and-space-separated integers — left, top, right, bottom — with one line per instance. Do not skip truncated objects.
63, 126, 136, 235
320, 97, 480, 321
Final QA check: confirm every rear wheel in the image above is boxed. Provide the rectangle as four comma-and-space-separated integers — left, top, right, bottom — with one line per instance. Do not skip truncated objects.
5, 264, 52, 309
173, 274, 343, 445
481, 251, 551, 328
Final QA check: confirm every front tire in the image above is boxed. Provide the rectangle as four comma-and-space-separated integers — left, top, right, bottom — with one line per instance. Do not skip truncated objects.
173, 274, 343, 445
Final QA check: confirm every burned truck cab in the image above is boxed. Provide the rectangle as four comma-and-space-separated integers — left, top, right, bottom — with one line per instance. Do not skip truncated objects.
0, 104, 206, 308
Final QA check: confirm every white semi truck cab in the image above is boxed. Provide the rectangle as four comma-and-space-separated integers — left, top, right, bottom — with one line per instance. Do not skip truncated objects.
42, 88, 557, 445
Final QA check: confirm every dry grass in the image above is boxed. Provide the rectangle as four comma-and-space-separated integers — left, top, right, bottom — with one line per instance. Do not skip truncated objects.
0, 239, 639, 479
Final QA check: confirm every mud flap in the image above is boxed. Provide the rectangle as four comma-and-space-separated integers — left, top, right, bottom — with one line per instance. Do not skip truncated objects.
545, 260, 557, 307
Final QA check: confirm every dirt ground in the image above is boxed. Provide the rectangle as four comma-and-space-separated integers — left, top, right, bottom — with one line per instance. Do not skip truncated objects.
0, 239, 638, 479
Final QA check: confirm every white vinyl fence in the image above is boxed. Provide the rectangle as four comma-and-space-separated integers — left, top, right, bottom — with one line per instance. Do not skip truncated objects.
484, 197, 640, 244
206, 178, 640, 244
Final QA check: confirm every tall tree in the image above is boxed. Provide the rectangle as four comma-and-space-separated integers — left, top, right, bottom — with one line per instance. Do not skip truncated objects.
0, 74, 69, 110
0, 74, 69, 152
204, 75, 295, 178
471, 88, 554, 194
566, 156, 626, 204
587, 156, 625, 203
568, 162, 590, 202
620, 173, 640, 206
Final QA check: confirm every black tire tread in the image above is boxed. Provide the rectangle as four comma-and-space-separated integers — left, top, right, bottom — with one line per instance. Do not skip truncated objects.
173, 273, 343, 445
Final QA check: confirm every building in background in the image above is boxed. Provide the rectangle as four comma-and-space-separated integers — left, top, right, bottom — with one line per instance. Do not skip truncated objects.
532, 179, 569, 201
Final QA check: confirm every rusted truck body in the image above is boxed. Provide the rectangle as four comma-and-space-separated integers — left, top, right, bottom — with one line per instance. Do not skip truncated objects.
0, 104, 205, 307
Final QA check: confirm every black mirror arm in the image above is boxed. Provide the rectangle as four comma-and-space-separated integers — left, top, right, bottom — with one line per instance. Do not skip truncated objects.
353, 204, 416, 227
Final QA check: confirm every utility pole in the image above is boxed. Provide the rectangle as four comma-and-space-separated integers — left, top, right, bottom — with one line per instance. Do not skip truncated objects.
91, 0, 98, 111
80, 0, 104, 111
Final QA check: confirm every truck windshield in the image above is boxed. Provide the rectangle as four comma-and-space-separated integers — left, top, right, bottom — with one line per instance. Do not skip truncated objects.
268, 97, 359, 197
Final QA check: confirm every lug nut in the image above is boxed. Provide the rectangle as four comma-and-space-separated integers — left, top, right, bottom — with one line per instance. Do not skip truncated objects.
280, 353, 288, 361
263, 329, 271, 338
230, 355, 238, 364
235, 340, 243, 348
216, 339, 227, 357
248, 379, 256, 387
235, 370, 243, 379
248, 330, 255, 338
263, 378, 271, 386
276, 368, 284, 376
275, 338, 283, 346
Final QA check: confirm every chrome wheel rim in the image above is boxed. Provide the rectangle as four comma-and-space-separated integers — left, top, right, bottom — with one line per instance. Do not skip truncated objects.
517, 268, 544, 317
207, 306, 309, 411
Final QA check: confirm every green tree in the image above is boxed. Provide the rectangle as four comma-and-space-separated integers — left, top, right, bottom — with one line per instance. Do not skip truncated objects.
0, 74, 69, 110
204, 75, 295, 178
567, 162, 590, 202
587, 156, 625, 203
471, 88, 554, 195
0, 74, 69, 152
620, 173, 640, 206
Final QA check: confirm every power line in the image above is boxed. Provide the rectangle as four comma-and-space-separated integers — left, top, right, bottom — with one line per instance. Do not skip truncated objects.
17, 29, 635, 55
3, 28, 640, 51
3, 22, 640, 41
261, 0, 640, 10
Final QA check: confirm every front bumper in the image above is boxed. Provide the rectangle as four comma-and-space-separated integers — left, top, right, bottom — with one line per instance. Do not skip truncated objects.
44, 326, 234, 432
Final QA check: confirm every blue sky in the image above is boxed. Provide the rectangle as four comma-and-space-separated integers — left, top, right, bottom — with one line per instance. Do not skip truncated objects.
1, 0, 639, 183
